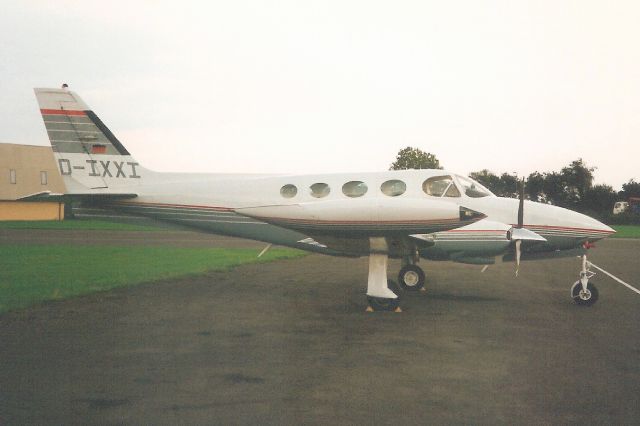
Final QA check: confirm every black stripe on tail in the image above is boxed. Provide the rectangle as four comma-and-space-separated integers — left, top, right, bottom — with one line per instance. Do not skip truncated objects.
84, 110, 130, 155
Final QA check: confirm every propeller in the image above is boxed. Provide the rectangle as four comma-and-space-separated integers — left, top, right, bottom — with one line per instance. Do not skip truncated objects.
515, 178, 524, 276
510, 178, 546, 276
517, 177, 524, 229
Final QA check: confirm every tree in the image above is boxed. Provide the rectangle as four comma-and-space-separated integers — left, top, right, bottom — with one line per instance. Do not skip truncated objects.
560, 158, 595, 205
498, 173, 519, 198
621, 179, 640, 200
469, 169, 500, 193
469, 170, 519, 197
526, 171, 545, 202
541, 172, 567, 207
530, 159, 596, 209
390, 147, 442, 170
581, 184, 618, 218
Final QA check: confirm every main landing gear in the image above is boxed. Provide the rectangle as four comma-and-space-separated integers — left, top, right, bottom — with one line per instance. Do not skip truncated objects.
365, 251, 401, 312
365, 238, 427, 312
571, 254, 599, 306
398, 264, 426, 291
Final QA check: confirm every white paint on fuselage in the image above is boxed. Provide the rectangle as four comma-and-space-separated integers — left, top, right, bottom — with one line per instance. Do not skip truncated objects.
55, 153, 614, 248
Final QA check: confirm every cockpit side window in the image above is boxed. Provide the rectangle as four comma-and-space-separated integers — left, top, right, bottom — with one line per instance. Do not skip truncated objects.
455, 175, 493, 198
422, 176, 460, 198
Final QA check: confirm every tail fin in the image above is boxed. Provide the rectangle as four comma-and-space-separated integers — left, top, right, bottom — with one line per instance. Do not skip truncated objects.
34, 86, 143, 193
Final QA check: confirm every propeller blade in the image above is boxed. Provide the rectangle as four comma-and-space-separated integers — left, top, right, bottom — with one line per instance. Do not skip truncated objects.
517, 178, 525, 228
514, 178, 528, 277
515, 239, 522, 277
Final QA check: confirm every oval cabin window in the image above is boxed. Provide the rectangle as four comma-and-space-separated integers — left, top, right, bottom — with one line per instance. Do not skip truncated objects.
380, 179, 406, 197
280, 184, 298, 198
342, 181, 368, 198
310, 183, 330, 198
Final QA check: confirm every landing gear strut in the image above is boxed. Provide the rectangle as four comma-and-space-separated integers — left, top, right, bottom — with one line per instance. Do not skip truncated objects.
571, 254, 599, 306
366, 238, 401, 312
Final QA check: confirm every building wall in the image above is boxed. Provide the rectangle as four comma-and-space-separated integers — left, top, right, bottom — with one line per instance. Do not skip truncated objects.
0, 201, 63, 220
0, 143, 66, 220
0, 143, 65, 200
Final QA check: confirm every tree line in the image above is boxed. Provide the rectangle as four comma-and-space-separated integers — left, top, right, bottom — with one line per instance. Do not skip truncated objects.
390, 147, 640, 223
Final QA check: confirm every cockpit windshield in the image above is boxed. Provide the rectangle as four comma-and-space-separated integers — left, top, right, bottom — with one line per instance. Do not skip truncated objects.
455, 175, 494, 198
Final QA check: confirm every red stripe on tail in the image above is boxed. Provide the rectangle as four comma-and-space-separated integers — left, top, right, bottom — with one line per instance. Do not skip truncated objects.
40, 108, 86, 116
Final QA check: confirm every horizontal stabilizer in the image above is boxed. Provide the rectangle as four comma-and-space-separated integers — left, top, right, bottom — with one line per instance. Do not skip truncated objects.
17, 191, 138, 202
17, 191, 65, 202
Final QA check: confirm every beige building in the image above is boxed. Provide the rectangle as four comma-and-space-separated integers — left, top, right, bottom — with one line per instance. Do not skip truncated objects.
0, 143, 66, 220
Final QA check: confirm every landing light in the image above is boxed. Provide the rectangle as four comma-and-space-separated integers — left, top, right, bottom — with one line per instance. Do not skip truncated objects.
459, 206, 485, 221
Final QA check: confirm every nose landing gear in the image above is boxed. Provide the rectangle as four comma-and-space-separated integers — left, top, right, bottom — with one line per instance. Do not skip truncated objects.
571, 254, 599, 306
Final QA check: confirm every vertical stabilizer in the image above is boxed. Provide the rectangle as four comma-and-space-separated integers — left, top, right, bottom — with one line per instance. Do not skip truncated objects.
34, 86, 144, 193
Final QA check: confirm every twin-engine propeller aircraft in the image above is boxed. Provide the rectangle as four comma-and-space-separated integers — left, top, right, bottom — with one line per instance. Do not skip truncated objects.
26, 86, 615, 311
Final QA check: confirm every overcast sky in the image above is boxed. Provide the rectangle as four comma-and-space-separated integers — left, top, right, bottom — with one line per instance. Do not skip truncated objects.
1, 1, 638, 189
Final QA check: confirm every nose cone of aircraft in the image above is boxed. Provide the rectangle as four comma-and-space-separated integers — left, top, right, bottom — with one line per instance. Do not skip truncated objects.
594, 219, 616, 235
586, 216, 616, 239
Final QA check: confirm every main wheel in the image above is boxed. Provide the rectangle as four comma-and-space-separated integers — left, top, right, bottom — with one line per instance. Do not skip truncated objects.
367, 296, 400, 311
398, 265, 425, 291
571, 280, 599, 306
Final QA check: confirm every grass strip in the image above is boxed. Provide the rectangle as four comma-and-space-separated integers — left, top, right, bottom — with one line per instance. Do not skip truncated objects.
610, 225, 640, 239
0, 245, 304, 313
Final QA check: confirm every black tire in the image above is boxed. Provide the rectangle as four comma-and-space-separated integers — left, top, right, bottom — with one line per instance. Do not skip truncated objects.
398, 265, 425, 291
367, 296, 400, 311
571, 280, 599, 306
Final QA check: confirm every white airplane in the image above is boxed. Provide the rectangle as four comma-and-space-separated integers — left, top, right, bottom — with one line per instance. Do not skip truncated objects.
26, 86, 616, 311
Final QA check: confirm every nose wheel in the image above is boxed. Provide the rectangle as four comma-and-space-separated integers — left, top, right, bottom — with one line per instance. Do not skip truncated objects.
571, 280, 599, 305
572, 254, 599, 306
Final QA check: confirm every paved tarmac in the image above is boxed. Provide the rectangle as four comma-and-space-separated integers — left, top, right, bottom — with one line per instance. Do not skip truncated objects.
1, 232, 639, 425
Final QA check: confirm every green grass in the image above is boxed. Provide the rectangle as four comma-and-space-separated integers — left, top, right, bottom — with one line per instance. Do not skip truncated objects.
0, 245, 305, 313
0, 219, 163, 231
610, 225, 640, 239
